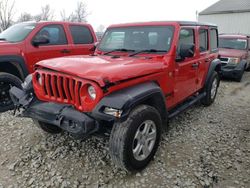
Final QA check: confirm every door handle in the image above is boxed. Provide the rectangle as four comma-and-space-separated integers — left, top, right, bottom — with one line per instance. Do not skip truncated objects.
60, 49, 71, 54
192, 63, 199, 68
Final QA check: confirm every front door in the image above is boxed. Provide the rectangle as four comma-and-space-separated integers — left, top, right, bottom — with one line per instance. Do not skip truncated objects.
25, 24, 71, 72
174, 27, 199, 104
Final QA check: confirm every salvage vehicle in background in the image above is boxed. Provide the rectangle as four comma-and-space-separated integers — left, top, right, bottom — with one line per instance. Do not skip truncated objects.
218, 34, 250, 82
0, 21, 97, 112
10, 21, 221, 171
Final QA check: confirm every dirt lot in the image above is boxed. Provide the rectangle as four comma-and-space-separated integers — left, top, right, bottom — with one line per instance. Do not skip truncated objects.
0, 72, 249, 188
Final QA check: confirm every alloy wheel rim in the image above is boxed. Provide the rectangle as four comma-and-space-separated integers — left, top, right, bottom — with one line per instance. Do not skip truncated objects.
211, 78, 218, 99
132, 120, 157, 161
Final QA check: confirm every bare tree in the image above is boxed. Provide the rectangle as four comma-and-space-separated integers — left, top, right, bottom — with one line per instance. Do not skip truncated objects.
34, 4, 54, 21
0, 0, 15, 31
73, 1, 88, 22
60, 9, 74, 22
96, 24, 105, 32
17, 12, 33, 22
61, 1, 88, 23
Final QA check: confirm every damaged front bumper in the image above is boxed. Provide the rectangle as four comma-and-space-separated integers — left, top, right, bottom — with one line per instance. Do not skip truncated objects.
9, 86, 99, 139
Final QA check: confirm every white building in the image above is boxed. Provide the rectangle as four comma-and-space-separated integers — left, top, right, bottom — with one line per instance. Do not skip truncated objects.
199, 0, 250, 34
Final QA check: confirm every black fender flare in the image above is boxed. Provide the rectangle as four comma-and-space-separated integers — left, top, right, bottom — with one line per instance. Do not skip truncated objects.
205, 58, 221, 87
0, 55, 29, 80
91, 82, 167, 122
237, 59, 247, 70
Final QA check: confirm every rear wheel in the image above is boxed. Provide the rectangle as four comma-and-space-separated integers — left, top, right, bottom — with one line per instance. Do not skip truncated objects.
0, 72, 22, 112
109, 105, 162, 171
201, 71, 219, 106
33, 120, 62, 134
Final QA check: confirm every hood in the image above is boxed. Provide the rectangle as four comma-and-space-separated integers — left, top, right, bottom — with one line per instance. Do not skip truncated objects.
0, 41, 22, 55
0, 40, 14, 45
36, 55, 166, 87
219, 48, 246, 58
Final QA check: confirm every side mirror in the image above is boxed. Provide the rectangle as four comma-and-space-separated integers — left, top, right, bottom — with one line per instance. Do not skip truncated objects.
90, 42, 99, 52
180, 44, 195, 58
32, 35, 49, 47
176, 44, 195, 61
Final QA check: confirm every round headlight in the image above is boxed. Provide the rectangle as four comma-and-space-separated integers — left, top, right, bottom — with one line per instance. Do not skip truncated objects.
88, 85, 96, 100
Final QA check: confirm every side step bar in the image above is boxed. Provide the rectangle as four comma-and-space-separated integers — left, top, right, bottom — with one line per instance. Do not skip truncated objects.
168, 92, 206, 119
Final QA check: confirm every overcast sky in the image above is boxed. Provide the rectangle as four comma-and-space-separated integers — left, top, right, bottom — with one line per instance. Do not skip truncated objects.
15, 0, 219, 30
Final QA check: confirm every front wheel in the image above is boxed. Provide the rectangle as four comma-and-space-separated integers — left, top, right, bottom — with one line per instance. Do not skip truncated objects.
0, 72, 22, 112
201, 71, 220, 106
109, 105, 162, 171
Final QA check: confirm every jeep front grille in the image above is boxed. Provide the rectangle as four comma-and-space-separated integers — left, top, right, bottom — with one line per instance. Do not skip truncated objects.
33, 70, 100, 111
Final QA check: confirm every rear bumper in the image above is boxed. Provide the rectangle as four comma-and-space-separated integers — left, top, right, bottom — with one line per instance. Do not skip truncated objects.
9, 87, 99, 139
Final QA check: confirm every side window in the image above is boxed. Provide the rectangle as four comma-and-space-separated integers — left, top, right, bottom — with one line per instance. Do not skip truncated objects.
199, 29, 208, 52
34, 25, 67, 45
177, 28, 195, 57
69, 25, 94, 44
210, 28, 218, 52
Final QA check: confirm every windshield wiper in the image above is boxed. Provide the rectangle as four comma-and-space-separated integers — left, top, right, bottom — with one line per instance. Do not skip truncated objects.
103, 48, 135, 55
129, 49, 167, 57
0, 38, 6, 41
221, 47, 236, 49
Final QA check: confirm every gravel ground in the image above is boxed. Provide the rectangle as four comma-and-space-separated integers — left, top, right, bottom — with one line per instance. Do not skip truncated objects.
0, 72, 249, 188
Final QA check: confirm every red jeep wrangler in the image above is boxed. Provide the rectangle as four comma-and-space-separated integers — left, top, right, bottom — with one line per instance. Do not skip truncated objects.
219, 34, 250, 81
0, 21, 97, 112
10, 21, 221, 171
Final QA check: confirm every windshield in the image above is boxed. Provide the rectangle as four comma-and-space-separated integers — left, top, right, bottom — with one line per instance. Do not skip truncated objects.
219, 38, 247, 50
0, 22, 37, 43
99, 26, 174, 53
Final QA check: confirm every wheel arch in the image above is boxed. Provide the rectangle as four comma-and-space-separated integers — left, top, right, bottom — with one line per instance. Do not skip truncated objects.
239, 59, 247, 70
92, 82, 167, 123
205, 58, 221, 87
0, 55, 29, 81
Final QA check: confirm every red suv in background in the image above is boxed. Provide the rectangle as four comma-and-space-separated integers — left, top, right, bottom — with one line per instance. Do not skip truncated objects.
0, 21, 97, 112
219, 34, 250, 81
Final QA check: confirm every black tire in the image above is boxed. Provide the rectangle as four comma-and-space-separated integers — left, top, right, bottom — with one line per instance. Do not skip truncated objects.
201, 71, 220, 106
0, 72, 22, 112
109, 105, 162, 171
245, 63, 250, 72
33, 120, 62, 134
235, 69, 244, 82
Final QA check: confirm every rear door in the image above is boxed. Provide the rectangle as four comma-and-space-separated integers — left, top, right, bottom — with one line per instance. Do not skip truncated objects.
197, 27, 219, 89
196, 27, 210, 90
25, 24, 71, 71
68, 24, 96, 55
174, 27, 199, 104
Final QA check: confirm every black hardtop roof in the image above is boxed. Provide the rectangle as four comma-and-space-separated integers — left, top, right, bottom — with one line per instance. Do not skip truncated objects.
109, 21, 217, 28
178, 21, 217, 27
